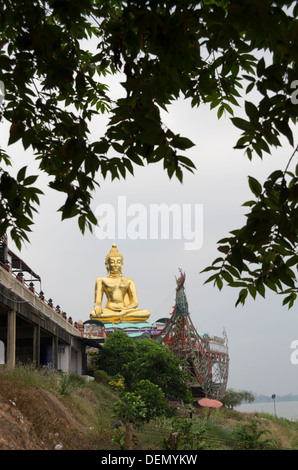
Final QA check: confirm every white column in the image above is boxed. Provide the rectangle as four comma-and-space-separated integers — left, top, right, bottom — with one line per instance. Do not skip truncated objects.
7, 310, 16, 368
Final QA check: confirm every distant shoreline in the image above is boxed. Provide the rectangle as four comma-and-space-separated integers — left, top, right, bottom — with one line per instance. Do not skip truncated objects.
245, 394, 298, 404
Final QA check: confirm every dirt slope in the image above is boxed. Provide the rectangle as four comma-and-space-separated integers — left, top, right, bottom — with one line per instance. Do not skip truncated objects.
0, 376, 96, 450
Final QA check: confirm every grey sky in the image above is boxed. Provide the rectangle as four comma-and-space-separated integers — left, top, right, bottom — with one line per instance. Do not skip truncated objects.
1, 76, 298, 397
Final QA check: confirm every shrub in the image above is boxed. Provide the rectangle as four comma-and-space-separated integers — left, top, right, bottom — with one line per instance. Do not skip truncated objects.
58, 373, 84, 396
232, 419, 276, 450
108, 374, 125, 393
94, 370, 109, 384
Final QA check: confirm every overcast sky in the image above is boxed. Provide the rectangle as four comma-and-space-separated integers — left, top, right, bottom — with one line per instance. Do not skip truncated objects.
1, 63, 298, 398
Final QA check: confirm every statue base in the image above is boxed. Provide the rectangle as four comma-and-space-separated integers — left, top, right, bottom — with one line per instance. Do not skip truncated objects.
103, 321, 158, 338
83, 319, 162, 340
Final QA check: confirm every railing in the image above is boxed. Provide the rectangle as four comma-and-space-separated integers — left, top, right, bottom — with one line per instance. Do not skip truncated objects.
0, 262, 82, 337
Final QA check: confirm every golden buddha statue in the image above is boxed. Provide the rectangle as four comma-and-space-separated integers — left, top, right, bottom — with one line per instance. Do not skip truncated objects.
90, 243, 150, 323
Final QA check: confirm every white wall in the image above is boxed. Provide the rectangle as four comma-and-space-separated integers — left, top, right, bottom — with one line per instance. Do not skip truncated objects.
58, 339, 83, 374
0, 340, 5, 364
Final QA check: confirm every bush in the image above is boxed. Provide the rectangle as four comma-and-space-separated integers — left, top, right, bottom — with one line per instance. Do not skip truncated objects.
94, 370, 109, 384
108, 374, 125, 393
166, 416, 208, 450
95, 332, 192, 403
58, 373, 84, 396
232, 419, 276, 450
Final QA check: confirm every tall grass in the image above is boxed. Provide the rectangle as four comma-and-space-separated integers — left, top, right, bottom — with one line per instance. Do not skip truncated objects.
0, 363, 59, 391
0, 363, 121, 450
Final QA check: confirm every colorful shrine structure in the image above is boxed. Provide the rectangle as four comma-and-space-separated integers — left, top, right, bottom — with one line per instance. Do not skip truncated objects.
155, 270, 229, 400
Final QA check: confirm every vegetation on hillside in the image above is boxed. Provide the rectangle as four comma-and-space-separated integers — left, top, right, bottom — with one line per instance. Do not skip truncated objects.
94, 331, 193, 448
95, 330, 192, 402
0, 363, 298, 450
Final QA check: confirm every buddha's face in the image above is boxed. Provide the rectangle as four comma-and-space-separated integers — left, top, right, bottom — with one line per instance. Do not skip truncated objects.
107, 255, 123, 274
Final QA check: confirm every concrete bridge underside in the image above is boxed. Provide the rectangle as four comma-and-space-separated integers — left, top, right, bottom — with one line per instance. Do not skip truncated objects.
0, 267, 87, 374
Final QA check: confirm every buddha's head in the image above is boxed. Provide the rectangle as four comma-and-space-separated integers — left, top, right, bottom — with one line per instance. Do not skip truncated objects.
105, 243, 123, 275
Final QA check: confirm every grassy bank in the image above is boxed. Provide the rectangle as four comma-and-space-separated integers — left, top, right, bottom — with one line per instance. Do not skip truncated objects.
0, 365, 297, 450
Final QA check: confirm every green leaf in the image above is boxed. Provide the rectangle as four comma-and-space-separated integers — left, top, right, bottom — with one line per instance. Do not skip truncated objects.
248, 176, 262, 197
171, 135, 195, 150
203, 273, 219, 285
23, 175, 38, 186
256, 57, 265, 77
177, 155, 196, 170
8, 122, 25, 145
76, 71, 86, 98
218, 245, 230, 254
231, 117, 253, 132
235, 288, 248, 306
221, 270, 234, 284
217, 104, 225, 119
22, 129, 36, 150
216, 276, 223, 290
247, 284, 257, 299
17, 166, 27, 182
92, 140, 109, 154
275, 120, 294, 146
245, 101, 259, 123
225, 264, 240, 278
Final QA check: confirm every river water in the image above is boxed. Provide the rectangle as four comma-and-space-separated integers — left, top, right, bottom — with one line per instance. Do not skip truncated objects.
236, 401, 298, 420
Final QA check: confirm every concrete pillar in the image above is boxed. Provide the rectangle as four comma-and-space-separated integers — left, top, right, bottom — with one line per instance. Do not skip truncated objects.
33, 325, 40, 369
81, 346, 87, 375
6, 310, 16, 368
52, 335, 58, 370
59, 344, 70, 373
0, 340, 5, 364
